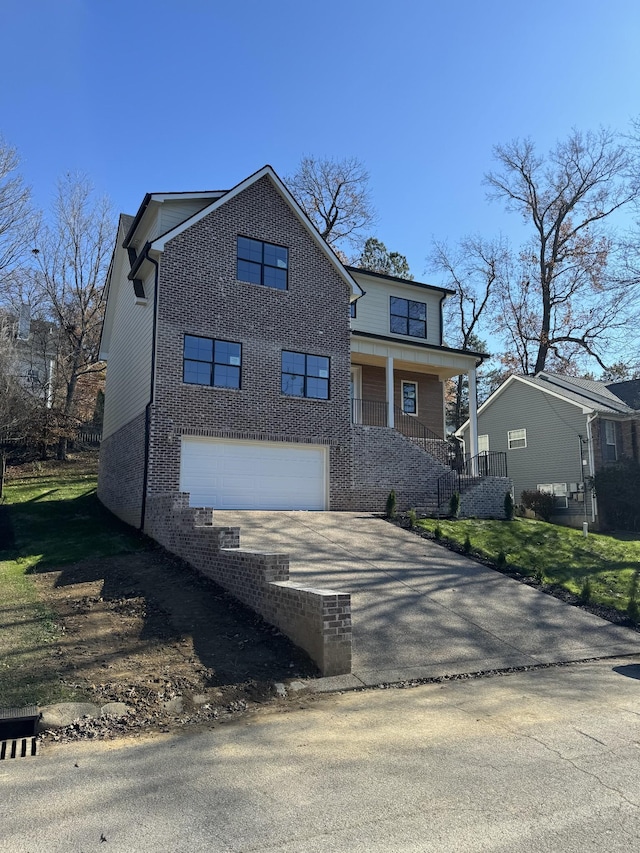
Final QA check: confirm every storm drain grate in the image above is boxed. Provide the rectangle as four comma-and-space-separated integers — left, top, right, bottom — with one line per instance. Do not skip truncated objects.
0, 706, 40, 760
0, 737, 38, 759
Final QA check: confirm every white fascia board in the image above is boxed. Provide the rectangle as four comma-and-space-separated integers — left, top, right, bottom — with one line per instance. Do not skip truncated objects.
149, 165, 364, 300
454, 373, 594, 437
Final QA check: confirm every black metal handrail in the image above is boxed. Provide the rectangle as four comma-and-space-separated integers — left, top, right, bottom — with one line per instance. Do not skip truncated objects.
351, 398, 388, 426
436, 451, 508, 507
393, 406, 455, 468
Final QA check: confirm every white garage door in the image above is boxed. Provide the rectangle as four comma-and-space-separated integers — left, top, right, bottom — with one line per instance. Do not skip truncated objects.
180, 437, 328, 510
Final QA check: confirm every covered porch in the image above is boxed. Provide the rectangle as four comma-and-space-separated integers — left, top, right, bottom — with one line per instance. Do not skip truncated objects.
349, 332, 483, 460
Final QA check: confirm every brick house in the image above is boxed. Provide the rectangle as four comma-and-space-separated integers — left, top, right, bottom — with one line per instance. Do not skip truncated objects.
98, 165, 504, 532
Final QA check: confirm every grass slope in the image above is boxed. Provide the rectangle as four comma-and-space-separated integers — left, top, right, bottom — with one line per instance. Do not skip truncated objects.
417, 517, 640, 613
0, 460, 144, 707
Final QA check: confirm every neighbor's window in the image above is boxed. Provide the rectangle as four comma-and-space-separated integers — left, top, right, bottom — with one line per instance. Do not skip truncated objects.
537, 483, 568, 509
508, 428, 527, 449
401, 381, 418, 415
604, 420, 618, 461
237, 236, 288, 290
478, 434, 489, 454
281, 351, 330, 399
183, 335, 241, 389
390, 297, 427, 338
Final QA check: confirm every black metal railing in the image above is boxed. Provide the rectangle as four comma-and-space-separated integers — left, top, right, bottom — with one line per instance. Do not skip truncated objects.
436, 451, 508, 507
350, 398, 388, 426
393, 406, 454, 467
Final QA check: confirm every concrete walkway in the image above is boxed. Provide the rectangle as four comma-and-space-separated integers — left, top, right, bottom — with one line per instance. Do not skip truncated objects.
215, 511, 640, 686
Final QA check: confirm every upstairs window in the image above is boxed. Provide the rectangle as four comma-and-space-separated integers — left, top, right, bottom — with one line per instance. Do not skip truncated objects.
508, 428, 527, 449
237, 236, 288, 290
183, 335, 241, 389
281, 351, 330, 399
390, 297, 426, 338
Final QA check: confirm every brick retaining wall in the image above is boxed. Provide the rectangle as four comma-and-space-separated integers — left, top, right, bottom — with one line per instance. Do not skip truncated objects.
145, 493, 352, 676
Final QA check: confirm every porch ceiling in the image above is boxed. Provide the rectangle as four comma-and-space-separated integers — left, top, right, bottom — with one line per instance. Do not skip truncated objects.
350, 337, 478, 380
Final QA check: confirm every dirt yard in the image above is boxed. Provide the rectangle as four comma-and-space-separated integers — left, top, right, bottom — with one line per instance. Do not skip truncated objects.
31, 546, 320, 742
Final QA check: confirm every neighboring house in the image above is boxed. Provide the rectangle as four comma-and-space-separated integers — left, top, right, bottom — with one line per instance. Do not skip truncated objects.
456, 372, 640, 528
0, 312, 56, 408
98, 164, 507, 535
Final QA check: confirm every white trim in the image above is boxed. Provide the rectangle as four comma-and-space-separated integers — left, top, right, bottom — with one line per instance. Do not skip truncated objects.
508, 428, 527, 449
350, 365, 362, 423
149, 165, 363, 299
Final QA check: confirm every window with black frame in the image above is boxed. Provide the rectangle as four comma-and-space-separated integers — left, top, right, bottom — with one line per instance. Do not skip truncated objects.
183, 335, 242, 389
390, 296, 426, 338
237, 236, 288, 290
281, 351, 330, 399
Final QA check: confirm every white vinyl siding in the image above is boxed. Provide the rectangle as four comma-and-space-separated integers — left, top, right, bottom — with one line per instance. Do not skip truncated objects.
350, 275, 442, 343
180, 437, 328, 510
158, 200, 212, 237
508, 428, 527, 449
102, 258, 155, 438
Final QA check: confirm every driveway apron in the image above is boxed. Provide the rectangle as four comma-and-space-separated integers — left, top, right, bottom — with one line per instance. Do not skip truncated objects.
214, 511, 640, 685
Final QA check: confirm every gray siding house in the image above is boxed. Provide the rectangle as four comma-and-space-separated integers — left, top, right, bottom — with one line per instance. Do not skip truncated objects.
456, 372, 640, 528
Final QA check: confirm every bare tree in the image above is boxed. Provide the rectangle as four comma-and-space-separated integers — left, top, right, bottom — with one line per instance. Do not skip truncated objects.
485, 128, 640, 374
429, 236, 503, 428
286, 156, 376, 254
0, 136, 35, 289
32, 174, 114, 459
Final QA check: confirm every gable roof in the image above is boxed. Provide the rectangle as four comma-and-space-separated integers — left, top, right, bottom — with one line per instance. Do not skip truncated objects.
606, 379, 640, 410
147, 165, 363, 299
454, 370, 634, 437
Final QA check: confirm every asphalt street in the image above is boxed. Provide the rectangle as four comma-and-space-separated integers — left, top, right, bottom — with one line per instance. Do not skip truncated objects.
3, 657, 640, 852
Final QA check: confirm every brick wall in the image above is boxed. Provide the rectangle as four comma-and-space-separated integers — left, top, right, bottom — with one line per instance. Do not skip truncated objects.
97, 411, 147, 528
145, 492, 352, 676
146, 175, 353, 510
350, 425, 450, 511
591, 416, 639, 470
459, 476, 513, 519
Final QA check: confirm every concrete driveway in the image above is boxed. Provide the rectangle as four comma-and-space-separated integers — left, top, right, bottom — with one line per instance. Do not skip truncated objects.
214, 511, 640, 686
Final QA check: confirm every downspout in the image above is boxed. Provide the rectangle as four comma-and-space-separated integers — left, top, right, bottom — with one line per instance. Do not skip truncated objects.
438, 294, 447, 346
139, 249, 160, 532
585, 413, 597, 524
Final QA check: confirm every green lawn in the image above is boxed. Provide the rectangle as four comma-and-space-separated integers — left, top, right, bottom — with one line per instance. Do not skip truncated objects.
0, 463, 144, 707
416, 517, 640, 614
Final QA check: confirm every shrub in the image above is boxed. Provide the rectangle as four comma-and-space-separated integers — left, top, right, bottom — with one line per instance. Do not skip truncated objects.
520, 490, 555, 522
496, 550, 507, 568
463, 534, 472, 553
386, 489, 397, 519
579, 577, 592, 604
434, 524, 442, 540
504, 491, 514, 521
449, 491, 460, 519
407, 508, 417, 528
593, 460, 640, 532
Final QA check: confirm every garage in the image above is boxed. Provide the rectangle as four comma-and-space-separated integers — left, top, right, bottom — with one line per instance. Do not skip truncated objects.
179, 437, 328, 510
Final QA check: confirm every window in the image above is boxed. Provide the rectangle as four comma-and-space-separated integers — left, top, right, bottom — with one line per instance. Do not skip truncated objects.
604, 420, 618, 461
183, 335, 241, 389
281, 351, 329, 399
537, 483, 568, 509
508, 428, 527, 449
401, 381, 418, 415
350, 301, 357, 319
478, 434, 489, 454
237, 236, 288, 290
390, 297, 427, 338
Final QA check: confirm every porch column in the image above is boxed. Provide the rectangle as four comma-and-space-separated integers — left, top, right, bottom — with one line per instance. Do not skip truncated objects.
468, 365, 478, 474
386, 356, 394, 428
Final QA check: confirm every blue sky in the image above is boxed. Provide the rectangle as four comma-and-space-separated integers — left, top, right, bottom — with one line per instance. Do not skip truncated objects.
2, 0, 639, 284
